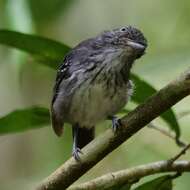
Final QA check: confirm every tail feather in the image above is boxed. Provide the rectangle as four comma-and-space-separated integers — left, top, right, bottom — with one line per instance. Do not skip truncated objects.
77, 127, 95, 149
51, 109, 64, 137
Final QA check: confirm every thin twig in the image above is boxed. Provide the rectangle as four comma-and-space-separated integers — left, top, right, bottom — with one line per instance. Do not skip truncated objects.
178, 111, 190, 120
168, 143, 190, 164
148, 123, 187, 147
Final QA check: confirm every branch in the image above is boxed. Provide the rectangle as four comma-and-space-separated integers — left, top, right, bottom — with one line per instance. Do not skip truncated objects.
68, 160, 190, 190
168, 143, 190, 164
37, 69, 190, 190
69, 145, 190, 190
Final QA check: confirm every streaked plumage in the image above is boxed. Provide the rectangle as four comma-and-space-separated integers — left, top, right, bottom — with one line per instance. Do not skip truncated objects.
51, 26, 147, 160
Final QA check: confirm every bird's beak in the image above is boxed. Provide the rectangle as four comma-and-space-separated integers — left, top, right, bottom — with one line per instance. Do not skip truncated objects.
127, 40, 145, 52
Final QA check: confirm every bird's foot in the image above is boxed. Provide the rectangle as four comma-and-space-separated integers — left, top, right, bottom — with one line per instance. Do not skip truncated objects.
109, 116, 122, 132
72, 147, 83, 161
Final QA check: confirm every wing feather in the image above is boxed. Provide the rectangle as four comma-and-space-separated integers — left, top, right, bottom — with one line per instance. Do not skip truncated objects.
51, 54, 72, 136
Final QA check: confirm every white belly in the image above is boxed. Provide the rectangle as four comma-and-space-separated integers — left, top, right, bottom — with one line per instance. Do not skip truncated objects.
69, 81, 133, 127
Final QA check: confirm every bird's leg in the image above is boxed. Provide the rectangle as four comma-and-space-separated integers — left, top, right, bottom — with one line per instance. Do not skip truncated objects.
72, 124, 83, 161
108, 116, 122, 132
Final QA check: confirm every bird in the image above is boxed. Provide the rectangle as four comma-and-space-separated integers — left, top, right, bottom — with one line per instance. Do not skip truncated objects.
51, 26, 147, 160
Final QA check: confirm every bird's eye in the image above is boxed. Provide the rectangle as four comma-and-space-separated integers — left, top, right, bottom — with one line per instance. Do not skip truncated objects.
120, 27, 126, 32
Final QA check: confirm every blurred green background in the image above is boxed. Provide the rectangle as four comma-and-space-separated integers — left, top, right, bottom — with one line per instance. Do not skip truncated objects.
0, 0, 190, 189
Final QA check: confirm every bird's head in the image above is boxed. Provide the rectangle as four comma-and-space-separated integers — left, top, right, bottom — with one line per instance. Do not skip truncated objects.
98, 26, 147, 59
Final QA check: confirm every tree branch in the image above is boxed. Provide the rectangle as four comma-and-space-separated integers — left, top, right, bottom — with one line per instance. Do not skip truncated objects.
37, 69, 190, 190
69, 144, 190, 190
68, 160, 190, 190
168, 144, 190, 164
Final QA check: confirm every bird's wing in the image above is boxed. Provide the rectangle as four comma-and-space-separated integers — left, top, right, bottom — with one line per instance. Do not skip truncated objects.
51, 42, 94, 136
51, 53, 72, 136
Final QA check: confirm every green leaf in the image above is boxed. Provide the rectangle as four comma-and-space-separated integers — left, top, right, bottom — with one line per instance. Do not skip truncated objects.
133, 175, 172, 190
131, 74, 180, 140
0, 107, 50, 134
0, 30, 70, 69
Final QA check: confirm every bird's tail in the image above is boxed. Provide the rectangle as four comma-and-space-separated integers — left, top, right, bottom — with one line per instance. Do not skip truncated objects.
77, 127, 95, 149
51, 108, 64, 137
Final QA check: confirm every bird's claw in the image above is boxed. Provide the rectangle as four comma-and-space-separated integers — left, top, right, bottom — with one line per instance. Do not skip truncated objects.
72, 147, 83, 161
111, 116, 122, 132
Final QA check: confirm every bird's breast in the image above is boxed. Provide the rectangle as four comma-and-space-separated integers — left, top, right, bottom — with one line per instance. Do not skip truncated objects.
68, 76, 133, 127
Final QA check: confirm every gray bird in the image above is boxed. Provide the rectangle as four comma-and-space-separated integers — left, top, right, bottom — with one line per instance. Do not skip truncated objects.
51, 26, 147, 160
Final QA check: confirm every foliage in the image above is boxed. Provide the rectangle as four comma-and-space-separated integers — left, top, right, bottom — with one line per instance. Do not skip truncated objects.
133, 175, 172, 190
0, 107, 50, 134
0, 30, 70, 68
